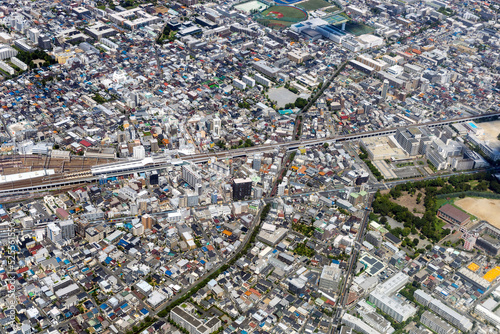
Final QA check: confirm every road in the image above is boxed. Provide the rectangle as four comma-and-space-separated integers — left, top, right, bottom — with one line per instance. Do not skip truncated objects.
329, 194, 374, 334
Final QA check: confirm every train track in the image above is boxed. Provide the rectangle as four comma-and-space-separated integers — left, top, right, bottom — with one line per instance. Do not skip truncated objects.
0, 112, 499, 194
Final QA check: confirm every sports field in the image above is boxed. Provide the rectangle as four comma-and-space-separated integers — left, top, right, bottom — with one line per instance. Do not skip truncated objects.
455, 198, 500, 226
257, 5, 308, 28
344, 21, 375, 36
297, 0, 331, 11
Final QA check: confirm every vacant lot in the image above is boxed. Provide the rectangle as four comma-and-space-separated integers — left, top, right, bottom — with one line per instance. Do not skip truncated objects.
455, 197, 500, 226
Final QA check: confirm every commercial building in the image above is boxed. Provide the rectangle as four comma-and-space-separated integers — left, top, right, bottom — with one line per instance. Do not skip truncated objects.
437, 204, 470, 226
232, 178, 252, 200
170, 304, 221, 334
456, 267, 490, 292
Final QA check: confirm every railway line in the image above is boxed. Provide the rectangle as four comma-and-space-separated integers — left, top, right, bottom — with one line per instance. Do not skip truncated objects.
0, 112, 498, 195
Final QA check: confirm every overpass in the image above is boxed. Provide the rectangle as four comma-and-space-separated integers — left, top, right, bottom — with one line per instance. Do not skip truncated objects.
0, 112, 498, 195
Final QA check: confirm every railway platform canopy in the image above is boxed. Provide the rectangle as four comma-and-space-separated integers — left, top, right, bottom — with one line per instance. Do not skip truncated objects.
0, 169, 55, 184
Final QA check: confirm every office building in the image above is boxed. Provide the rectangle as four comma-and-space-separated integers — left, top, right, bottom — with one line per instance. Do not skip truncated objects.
232, 178, 252, 200
150, 171, 159, 185
211, 117, 221, 137
170, 304, 221, 334
38, 34, 52, 50
288, 277, 306, 295
421, 311, 456, 334
252, 154, 261, 171
182, 165, 202, 188
319, 265, 342, 292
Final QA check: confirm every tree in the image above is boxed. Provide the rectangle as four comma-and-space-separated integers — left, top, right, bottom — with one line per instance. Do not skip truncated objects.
295, 97, 307, 108
323, 143, 329, 149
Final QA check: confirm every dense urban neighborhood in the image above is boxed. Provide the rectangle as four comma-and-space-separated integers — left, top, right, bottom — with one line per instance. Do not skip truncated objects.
0, 0, 499, 333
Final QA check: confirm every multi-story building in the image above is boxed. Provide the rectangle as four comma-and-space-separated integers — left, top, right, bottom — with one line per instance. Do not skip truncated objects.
356, 54, 389, 71
421, 311, 456, 334
182, 165, 202, 188
253, 60, 281, 78
365, 231, 382, 248
254, 73, 271, 87
319, 265, 342, 292
11, 57, 28, 71
232, 78, 246, 90
170, 304, 221, 334
59, 220, 75, 240
368, 273, 416, 322
47, 223, 62, 243
0, 60, 15, 75
395, 127, 425, 156
242, 75, 255, 87
342, 313, 381, 334
416, 292, 473, 332
0, 45, 17, 60
232, 178, 252, 200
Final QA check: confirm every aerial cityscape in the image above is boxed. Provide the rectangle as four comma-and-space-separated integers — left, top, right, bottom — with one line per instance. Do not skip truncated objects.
0, 0, 499, 333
